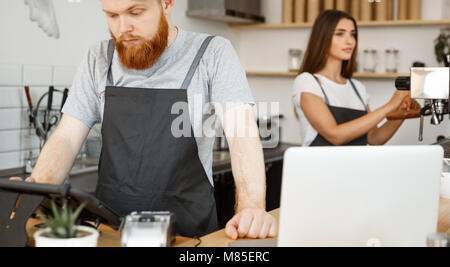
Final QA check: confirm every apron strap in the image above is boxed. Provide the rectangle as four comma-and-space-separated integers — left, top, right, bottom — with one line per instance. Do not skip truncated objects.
312, 75, 331, 105
348, 79, 367, 111
106, 39, 115, 87
312, 74, 367, 111
180, 36, 216, 90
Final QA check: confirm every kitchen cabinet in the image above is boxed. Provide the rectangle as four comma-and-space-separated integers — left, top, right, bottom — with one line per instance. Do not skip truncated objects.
213, 144, 293, 228
213, 160, 284, 228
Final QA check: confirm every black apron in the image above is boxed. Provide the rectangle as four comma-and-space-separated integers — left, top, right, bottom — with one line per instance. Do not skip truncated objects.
95, 36, 219, 237
310, 75, 368, 146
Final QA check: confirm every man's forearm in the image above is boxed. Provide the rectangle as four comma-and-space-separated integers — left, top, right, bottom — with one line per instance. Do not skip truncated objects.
228, 136, 267, 212
31, 131, 80, 184
222, 104, 267, 212
30, 115, 90, 184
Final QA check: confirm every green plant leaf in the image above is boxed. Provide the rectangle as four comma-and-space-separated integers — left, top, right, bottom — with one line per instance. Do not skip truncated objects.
435, 32, 450, 63
72, 202, 87, 223
50, 199, 62, 223
38, 198, 87, 239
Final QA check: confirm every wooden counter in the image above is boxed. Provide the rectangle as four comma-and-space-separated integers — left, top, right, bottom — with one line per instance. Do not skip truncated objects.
26, 198, 450, 247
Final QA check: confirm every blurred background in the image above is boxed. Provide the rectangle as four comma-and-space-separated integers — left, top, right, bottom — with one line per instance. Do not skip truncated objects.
0, 0, 449, 171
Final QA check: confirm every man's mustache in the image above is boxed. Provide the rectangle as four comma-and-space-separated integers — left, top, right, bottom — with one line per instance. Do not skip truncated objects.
117, 34, 143, 42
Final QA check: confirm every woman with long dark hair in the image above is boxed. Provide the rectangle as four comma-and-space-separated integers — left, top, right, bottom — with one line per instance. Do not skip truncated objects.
292, 10, 411, 146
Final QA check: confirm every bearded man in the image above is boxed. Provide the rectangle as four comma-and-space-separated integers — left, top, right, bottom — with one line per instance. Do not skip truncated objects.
11, 0, 277, 240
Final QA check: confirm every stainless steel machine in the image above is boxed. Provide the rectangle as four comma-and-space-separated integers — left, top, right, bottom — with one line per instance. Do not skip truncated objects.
395, 67, 450, 158
395, 67, 449, 142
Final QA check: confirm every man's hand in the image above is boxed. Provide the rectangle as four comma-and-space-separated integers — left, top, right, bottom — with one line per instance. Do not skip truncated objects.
9, 177, 36, 183
225, 208, 278, 240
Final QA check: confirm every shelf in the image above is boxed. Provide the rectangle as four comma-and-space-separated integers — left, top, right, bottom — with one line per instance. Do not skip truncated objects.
246, 71, 409, 79
230, 19, 450, 30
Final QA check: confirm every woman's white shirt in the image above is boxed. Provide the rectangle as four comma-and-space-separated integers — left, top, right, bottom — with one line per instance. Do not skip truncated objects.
292, 72, 370, 146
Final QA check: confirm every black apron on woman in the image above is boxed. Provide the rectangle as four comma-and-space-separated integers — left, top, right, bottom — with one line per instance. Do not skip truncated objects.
310, 75, 368, 146
95, 36, 219, 237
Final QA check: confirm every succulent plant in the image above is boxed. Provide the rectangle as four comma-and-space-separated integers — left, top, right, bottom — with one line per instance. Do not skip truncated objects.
37, 199, 87, 239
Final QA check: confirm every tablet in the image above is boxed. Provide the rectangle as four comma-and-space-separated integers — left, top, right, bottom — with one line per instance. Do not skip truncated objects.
0, 179, 121, 229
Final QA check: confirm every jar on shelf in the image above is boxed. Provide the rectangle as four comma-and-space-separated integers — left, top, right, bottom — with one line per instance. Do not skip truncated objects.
385, 48, 399, 73
288, 49, 303, 72
363, 49, 378, 73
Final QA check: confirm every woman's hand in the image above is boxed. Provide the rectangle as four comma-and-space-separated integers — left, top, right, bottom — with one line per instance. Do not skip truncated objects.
386, 90, 411, 113
386, 97, 421, 121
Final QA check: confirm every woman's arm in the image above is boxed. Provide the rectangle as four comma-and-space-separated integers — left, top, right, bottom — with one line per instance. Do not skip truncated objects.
367, 106, 405, 146
300, 91, 409, 146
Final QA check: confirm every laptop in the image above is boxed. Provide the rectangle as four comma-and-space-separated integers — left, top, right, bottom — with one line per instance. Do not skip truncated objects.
277, 146, 443, 247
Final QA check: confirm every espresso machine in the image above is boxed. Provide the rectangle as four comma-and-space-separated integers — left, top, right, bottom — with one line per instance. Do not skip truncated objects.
395, 67, 450, 157
396, 67, 449, 141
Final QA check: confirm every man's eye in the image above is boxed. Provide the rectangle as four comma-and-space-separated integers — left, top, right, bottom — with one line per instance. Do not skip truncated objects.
131, 10, 143, 16
108, 14, 118, 18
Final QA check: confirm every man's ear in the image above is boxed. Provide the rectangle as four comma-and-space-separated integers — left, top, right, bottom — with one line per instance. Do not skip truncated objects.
160, 0, 174, 15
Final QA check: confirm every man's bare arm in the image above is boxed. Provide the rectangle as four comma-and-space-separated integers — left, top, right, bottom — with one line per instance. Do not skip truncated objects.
222, 104, 277, 239
12, 114, 90, 184
222, 104, 266, 211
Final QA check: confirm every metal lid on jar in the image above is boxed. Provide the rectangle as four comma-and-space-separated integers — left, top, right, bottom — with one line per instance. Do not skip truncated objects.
385, 48, 399, 54
289, 49, 302, 56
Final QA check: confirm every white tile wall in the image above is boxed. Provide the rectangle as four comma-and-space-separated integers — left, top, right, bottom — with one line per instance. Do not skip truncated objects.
0, 64, 74, 170
0, 87, 25, 108
0, 64, 22, 86
0, 151, 22, 170
0, 108, 25, 130
23, 65, 53, 86
53, 66, 77, 86
0, 149, 40, 170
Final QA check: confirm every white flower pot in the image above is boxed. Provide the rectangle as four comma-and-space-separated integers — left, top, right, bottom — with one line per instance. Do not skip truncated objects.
34, 226, 99, 247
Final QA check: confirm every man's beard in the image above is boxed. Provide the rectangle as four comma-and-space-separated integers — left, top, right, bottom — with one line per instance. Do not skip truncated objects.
112, 12, 169, 70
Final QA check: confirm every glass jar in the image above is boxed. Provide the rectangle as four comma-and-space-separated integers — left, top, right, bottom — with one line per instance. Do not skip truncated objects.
288, 49, 303, 72
385, 48, 399, 73
363, 49, 378, 73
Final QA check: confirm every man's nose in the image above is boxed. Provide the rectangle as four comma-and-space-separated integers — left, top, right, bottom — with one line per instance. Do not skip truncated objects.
119, 15, 133, 35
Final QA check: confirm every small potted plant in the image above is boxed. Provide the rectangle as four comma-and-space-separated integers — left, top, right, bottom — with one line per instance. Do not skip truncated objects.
34, 199, 99, 247
435, 29, 450, 65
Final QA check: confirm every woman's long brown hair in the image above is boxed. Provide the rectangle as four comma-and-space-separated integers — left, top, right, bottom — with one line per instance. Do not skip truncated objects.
299, 10, 358, 79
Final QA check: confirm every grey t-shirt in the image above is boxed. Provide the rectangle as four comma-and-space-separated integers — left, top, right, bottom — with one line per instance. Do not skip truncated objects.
62, 28, 255, 185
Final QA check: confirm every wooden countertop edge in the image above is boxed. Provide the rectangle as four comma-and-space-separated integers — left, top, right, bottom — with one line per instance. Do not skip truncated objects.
175, 209, 280, 247
26, 199, 449, 247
